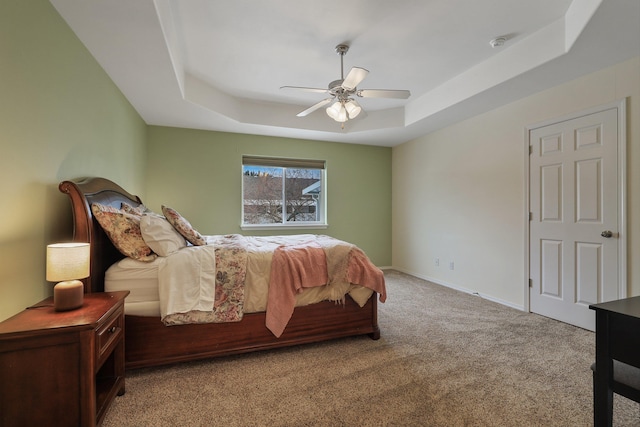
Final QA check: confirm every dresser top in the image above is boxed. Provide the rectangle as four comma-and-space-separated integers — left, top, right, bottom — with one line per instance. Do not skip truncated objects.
590, 295, 640, 318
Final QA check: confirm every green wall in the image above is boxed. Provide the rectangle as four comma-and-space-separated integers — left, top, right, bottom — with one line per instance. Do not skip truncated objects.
145, 127, 392, 266
0, 0, 147, 321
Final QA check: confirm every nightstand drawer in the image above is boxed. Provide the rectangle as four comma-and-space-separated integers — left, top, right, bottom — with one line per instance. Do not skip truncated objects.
96, 306, 123, 368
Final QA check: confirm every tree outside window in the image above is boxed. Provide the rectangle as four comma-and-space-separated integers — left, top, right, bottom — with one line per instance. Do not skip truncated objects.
242, 156, 326, 227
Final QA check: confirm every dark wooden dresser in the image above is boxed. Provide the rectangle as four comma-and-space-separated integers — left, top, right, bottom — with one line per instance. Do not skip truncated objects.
0, 291, 129, 426
590, 296, 640, 426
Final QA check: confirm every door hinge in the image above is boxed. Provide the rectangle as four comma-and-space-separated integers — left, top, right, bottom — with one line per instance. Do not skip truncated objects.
529, 279, 533, 288
529, 145, 533, 155
529, 212, 532, 221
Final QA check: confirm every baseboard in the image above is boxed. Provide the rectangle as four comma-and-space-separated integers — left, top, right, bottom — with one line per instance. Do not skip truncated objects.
389, 267, 525, 312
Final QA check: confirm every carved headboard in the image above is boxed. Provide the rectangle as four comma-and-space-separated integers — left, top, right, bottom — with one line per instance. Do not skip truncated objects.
59, 178, 143, 293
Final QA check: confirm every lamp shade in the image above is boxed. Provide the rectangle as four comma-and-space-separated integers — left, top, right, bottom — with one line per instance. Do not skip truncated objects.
326, 100, 348, 123
344, 99, 362, 119
46, 243, 90, 282
326, 101, 342, 120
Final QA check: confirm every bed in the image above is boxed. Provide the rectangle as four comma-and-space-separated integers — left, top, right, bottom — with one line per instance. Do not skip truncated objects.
59, 177, 384, 370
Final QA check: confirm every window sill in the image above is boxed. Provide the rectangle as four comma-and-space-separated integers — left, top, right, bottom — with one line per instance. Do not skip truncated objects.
241, 223, 328, 231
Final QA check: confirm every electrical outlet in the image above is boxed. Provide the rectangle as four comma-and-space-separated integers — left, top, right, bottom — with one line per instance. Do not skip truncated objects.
435, 257, 439, 266
449, 261, 454, 270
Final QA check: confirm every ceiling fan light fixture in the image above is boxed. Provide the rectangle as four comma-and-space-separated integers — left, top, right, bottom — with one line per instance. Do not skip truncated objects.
325, 101, 340, 119
337, 107, 348, 122
285, 44, 410, 127
326, 101, 347, 122
344, 99, 361, 119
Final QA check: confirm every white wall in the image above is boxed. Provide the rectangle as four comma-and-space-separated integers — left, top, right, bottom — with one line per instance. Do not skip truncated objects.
392, 57, 640, 308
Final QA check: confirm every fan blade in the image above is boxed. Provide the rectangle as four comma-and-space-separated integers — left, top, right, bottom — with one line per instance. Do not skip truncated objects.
281, 86, 329, 94
357, 89, 411, 99
296, 98, 333, 117
341, 67, 369, 91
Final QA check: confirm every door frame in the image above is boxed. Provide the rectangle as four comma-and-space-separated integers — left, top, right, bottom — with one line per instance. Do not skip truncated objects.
523, 99, 627, 313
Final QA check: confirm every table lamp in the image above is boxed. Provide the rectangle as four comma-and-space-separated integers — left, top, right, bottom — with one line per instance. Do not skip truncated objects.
46, 242, 90, 311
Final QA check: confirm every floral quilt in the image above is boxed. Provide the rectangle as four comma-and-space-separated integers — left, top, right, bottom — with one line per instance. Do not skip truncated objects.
162, 235, 247, 325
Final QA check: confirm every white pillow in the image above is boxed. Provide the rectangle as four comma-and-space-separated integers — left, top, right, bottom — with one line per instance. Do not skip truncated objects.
140, 214, 187, 256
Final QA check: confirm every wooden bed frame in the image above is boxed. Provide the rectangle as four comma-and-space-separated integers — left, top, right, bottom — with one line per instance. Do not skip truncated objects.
59, 177, 381, 370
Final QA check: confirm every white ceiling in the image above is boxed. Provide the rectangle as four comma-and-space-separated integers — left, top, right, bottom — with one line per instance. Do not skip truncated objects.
50, 0, 639, 147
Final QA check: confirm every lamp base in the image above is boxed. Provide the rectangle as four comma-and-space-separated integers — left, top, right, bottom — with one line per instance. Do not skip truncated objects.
54, 280, 84, 311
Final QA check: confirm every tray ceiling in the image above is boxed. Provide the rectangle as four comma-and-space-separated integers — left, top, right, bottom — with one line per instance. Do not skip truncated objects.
50, 0, 639, 146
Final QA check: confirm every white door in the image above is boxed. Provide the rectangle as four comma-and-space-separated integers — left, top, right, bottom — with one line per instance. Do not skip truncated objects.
529, 106, 623, 331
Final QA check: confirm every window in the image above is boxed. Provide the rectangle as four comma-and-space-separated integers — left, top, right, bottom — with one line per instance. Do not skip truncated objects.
242, 156, 326, 228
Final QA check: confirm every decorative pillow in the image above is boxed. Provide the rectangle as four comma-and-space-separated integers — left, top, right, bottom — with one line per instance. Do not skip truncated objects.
93, 204, 121, 214
140, 214, 187, 256
121, 203, 159, 217
91, 203, 156, 262
161, 205, 206, 246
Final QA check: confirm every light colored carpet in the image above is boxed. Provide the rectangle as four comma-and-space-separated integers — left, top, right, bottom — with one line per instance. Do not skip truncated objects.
103, 270, 640, 426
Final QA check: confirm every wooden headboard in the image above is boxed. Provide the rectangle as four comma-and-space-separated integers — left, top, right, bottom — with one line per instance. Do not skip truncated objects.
59, 178, 144, 294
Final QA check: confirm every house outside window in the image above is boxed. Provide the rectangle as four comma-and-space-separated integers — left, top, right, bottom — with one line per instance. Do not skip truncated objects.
241, 156, 327, 229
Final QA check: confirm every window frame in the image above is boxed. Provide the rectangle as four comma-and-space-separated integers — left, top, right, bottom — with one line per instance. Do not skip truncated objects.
241, 155, 328, 230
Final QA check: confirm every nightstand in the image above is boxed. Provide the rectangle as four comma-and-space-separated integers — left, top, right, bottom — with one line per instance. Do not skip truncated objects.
0, 291, 129, 427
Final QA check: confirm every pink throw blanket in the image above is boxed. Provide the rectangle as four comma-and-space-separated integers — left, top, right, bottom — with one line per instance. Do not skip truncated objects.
347, 247, 387, 303
266, 241, 387, 337
266, 241, 328, 337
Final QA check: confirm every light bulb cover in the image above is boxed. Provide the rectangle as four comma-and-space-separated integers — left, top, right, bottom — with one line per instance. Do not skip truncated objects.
344, 100, 362, 119
326, 101, 342, 120
326, 99, 356, 123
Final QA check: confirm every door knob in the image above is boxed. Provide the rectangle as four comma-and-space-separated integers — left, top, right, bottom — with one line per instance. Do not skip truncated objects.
601, 230, 613, 238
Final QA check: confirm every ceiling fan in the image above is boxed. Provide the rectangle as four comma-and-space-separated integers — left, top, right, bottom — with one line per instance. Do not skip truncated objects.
281, 44, 411, 127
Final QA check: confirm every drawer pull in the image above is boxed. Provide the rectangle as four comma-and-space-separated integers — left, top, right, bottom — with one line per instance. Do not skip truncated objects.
108, 326, 117, 333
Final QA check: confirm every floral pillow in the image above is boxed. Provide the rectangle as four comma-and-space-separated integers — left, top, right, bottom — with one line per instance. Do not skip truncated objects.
121, 203, 160, 217
91, 203, 156, 262
161, 205, 206, 246
140, 214, 187, 256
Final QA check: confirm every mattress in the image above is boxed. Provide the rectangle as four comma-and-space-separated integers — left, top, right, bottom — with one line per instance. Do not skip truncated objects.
105, 257, 162, 316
